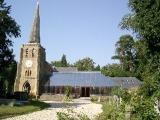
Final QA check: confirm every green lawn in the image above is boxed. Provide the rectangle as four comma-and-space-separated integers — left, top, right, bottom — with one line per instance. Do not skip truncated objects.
0, 100, 50, 119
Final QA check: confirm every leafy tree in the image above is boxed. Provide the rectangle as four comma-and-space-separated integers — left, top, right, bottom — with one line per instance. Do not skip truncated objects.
51, 61, 63, 67
120, 0, 160, 55
0, 0, 20, 96
112, 35, 136, 71
120, 0, 160, 93
51, 54, 68, 67
74, 57, 95, 71
119, 0, 160, 119
61, 54, 67, 67
133, 40, 148, 78
101, 64, 134, 77
0, 0, 20, 73
94, 64, 101, 71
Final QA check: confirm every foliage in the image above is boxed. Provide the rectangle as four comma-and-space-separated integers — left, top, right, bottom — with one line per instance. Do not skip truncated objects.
90, 96, 98, 102
0, 0, 20, 73
117, 1, 160, 119
51, 60, 63, 67
101, 64, 134, 77
57, 109, 90, 120
94, 64, 101, 71
112, 35, 136, 71
0, 100, 50, 119
61, 54, 68, 67
63, 86, 72, 102
96, 101, 125, 120
120, 0, 160, 54
133, 40, 148, 78
0, 0, 20, 97
51, 54, 69, 67
112, 87, 131, 104
130, 96, 160, 120
74, 57, 95, 71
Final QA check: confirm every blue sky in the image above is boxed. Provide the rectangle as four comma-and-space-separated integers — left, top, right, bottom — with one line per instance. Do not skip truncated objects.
6, 0, 131, 66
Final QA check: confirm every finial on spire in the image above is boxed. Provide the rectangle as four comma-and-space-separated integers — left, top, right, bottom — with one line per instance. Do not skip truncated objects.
29, 1, 40, 43
37, 0, 39, 5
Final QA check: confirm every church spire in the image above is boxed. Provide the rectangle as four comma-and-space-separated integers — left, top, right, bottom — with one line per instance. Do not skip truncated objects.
29, 1, 40, 43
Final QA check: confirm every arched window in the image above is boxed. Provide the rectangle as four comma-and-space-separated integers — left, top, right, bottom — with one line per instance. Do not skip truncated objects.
25, 48, 28, 57
29, 70, 32, 76
25, 70, 28, 76
25, 70, 32, 76
32, 48, 36, 57
28, 70, 29, 76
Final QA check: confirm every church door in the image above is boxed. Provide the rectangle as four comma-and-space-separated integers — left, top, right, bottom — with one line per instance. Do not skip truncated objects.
23, 82, 31, 94
81, 87, 90, 97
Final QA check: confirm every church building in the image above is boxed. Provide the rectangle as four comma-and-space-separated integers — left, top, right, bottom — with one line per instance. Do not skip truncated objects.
14, 2, 141, 99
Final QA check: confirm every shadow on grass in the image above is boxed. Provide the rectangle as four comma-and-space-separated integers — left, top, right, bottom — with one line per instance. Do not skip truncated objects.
0, 100, 50, 119
27, 100, 50, 110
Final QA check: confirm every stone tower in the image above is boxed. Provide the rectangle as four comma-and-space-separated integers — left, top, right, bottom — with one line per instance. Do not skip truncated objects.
14, 2, 50, 96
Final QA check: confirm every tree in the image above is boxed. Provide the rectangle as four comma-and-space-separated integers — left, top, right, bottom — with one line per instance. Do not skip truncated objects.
101, 64, 134, 77
51, 54, 69, 67
0, 0, 20, 97
120, 0, 160, 55
119, 0, 160, 119
51, 60, 62, 67
94, 64, 101, 71
0, 0, 20, 73
112, 35, 136, 71
74, 57, 95, 71
61, 54, 67, 67
120, 0, 160, 95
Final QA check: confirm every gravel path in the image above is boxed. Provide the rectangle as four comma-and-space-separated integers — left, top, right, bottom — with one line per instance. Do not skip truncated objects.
4, 98, 102, 120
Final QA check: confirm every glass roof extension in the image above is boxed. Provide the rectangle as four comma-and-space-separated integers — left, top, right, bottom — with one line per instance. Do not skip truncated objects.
49, 72, 118, 87
110, 77, 142, 89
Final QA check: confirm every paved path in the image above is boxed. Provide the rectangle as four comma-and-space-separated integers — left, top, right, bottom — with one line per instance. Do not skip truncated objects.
4, 98, 102, 120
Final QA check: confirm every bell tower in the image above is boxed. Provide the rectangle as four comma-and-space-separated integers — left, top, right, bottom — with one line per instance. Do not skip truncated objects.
14, 1, 46, 96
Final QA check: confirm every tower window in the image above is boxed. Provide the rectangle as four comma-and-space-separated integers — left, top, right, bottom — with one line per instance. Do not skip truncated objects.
32, 48, 35, 57
25, 70, 28, 76
25, 70, 32, 76
25, 48, 29, 57
30, 70, 32, 76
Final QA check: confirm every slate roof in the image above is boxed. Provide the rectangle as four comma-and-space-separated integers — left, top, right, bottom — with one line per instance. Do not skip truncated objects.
50, 72, 118, 87
53, 67, 78, 72
110, 77, 142, 89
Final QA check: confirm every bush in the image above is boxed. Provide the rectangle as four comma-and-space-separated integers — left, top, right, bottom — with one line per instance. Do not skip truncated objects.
63, 86, 72, 102
57, 109, 90, 120
90, 96, 98, 102
96, 101, 125, 120
14, 92, 28, 101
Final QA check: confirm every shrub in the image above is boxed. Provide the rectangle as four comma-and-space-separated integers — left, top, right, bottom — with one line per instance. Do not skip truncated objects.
57, 112, 71, 120
63, 86, 72, 102
57, 109, 90, 120
14, 92, 28, 101
96, 101, 125, 120
90, 96, 98, 102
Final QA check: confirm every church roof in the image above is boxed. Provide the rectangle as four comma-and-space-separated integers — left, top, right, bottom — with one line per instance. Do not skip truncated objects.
49, 72, 118, 87
53, 67, 78, 72
29, 1, 40, 43
110, 77, 142, 89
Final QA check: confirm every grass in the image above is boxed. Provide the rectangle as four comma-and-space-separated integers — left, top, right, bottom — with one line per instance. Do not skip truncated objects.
0, 100, 50, 119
